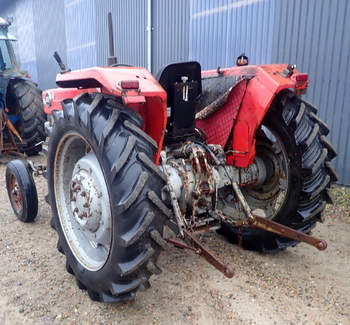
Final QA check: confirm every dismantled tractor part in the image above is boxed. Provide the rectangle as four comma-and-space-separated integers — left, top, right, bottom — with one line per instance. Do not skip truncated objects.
0, 109, 22, 155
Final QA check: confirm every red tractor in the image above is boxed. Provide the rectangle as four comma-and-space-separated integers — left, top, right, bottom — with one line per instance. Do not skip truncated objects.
6, 20, 337, 303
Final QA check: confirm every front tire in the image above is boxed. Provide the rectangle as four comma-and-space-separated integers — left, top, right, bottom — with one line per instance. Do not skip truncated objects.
48, 93, 169, 302
219, 92, 338, 252
6, 159, 38, 222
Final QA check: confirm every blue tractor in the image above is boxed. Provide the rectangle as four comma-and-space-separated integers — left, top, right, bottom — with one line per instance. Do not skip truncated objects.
0, 17, 45, 155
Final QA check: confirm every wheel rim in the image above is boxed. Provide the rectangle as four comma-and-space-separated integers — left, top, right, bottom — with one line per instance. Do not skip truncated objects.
9, 174, 23, 213
54, 133, 112, 271
242, 124, 290, 219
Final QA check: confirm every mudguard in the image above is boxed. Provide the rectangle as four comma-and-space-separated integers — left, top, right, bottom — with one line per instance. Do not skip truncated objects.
198, 64, 309, 168
44, 66, 168, 164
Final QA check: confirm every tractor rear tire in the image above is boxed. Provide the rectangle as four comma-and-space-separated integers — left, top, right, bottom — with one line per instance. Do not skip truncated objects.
10, 80, 46, 155
218, 92, 338, 252
47, 93, 169, 302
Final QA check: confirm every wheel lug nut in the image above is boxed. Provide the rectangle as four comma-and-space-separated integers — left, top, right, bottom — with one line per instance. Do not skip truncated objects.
74, 207, 79, 213
81, 191, 86, 197
78, 212, 87, 219
83, 202, 89, 208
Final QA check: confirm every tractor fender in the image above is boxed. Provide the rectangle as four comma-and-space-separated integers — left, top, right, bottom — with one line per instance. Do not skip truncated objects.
46, 67, 168, 164
227, 64, 308, 167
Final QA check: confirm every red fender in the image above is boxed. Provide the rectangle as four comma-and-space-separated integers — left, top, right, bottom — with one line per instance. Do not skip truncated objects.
200, 64, 308, 167
43, 66, 168, 164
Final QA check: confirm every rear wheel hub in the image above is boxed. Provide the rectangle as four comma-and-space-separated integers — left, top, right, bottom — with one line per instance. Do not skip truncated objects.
55, 134, 112, 271
70, 157, 104, 233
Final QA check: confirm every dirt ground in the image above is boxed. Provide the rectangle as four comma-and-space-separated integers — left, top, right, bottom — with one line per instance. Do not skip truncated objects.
0, 154, 349, 325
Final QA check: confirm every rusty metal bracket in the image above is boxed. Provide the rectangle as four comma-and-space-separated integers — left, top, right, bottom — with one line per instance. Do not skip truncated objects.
230, 181, 327, 251
165, 232, 234, 278
6, 119, 23, 142
184, 230, 234, 278
164, 237, 201, 254
27, 160, 47, 177
250, 215, 327, 251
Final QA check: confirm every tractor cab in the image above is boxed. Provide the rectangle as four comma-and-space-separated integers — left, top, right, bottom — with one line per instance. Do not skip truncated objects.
0, 17, 18, 72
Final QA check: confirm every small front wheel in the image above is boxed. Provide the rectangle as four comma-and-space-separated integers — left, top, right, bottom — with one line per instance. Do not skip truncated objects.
6, 159, 38, 222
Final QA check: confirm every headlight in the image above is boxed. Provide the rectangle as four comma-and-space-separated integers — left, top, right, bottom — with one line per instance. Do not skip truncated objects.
43, 92, 53, 107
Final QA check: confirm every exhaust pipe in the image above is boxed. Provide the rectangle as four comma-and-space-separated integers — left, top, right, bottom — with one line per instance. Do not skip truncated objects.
107, 12, 117, 66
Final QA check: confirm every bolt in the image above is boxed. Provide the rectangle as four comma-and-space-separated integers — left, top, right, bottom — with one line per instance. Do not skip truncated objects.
78, 212, 87, 219
225, 266, 234, 278
80, 191, 86, 197
83, 202, 89, 208
316, 240, 327, 251
74, 207, 79, 213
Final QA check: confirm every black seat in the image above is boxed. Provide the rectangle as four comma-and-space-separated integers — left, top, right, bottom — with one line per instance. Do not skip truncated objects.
157, 62, 202, 142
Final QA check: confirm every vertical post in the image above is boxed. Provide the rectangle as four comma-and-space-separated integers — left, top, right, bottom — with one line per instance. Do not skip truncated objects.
147, 0, 152, 72
107, 12, 117, 66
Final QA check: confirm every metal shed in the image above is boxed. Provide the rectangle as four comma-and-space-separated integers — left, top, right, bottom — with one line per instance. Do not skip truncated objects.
1, 0, 349, 185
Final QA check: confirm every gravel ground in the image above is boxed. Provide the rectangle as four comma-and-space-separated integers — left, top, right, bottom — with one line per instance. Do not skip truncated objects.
0, 154, 349, 325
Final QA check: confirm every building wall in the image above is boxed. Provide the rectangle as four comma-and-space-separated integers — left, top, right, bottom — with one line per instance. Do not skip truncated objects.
272, 0, 350, 186
1, 0, 39, 82
0, 0, 349, 185
33, 0, 67, 89
189, 0, 350, 185
189, 0, 275, 68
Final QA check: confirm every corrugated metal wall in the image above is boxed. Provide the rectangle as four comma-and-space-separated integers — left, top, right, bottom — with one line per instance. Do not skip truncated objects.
94, 0, 190, 74
1, 0, 39, 82
65, 0, 96, 70
1, 0, 189, 84
1, 0, 349, 185
33, 0, 67, 89
189, 0, 275, 68
95, 0, 148, 68
152, 0, 190, 74
189, 0, 350, 185
271, 0, 350, 185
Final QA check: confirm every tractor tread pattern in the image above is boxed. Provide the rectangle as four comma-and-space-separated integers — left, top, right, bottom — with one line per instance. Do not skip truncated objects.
123, 120, 158, 149
120, 211, 154, 247
309, 112, 330, 135
147, 191, 173, 218
219, 91, 337, 252
137, 152, 167, 182
110, 135, 136, 180
11, 80, 46, 155
320, 135, 337, 160
118, 245, 154, 276
116, 171, 148, 213
110, 277, 145, 296
48, 92, 168, 302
